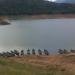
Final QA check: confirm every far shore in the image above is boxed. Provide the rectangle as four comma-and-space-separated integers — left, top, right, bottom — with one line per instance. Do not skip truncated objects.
1, 14, 75, 20
28, 14, 75, 19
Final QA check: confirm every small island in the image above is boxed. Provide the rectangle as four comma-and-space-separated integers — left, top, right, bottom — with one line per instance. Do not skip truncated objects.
0, 19, 10, 25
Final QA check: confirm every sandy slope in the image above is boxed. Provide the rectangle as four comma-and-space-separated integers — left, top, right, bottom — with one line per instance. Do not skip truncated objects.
7, 55, 75, 73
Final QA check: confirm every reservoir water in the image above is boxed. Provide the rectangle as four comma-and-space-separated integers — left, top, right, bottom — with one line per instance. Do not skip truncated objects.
0, 19, 75, 54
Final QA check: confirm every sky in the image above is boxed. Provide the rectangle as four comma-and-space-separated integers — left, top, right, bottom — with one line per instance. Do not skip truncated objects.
57, 0, 75, 3
48, 0, 75, 3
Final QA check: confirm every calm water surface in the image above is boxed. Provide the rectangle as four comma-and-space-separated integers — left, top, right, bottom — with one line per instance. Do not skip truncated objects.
0, 19, 75, 54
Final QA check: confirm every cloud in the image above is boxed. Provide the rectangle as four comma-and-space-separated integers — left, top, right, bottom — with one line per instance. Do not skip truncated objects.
56, 0, 65, 3
65, 0, 75, 3
56, 0, 75, 3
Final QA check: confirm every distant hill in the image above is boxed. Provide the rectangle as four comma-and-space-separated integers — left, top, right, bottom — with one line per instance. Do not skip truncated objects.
0, 0, 75, 15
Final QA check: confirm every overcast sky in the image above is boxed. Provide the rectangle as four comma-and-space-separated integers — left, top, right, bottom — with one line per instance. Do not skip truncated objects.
56, 0, 75, 3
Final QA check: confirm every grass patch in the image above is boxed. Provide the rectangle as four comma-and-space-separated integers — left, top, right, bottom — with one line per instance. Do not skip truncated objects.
0, 57, 74, 75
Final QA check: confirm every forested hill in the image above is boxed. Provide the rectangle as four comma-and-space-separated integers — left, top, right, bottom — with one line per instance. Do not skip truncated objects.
0, 0, 75, 15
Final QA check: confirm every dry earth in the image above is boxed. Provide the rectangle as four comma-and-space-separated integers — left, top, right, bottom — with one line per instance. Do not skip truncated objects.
7, 54, 75, 74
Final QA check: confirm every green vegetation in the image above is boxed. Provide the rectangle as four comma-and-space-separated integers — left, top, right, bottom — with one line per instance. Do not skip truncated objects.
0, 57, 74, 75
0, 0, 75, 15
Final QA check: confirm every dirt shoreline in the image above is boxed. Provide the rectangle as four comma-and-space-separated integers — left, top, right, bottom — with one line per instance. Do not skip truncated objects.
8, 55, 75, 73
29, 14, 75, 19
1, 14, 75, 19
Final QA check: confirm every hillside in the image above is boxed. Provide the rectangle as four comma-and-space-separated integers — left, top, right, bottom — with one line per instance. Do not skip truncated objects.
0, 55, 75, 75
0, 0, 75, 15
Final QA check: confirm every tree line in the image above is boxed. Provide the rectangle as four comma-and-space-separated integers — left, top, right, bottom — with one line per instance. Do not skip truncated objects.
0, 49, 49, 57
0, 48, 75, 57
58, 49, 75, 54
0, 0, 75, 15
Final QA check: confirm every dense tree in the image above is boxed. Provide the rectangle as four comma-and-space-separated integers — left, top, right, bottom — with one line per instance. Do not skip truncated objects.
27, 49, 30, 55
44, 49, 49, 55
21, 50, 24, 56
32, 48, 36, 55
58, 49, 69, 54
63, 49, 68, 54
14, 50, 19, 56
70, 49, 75, 53
38, 49, 42, 55
58, 49, 64, 54
10, 50, 15, 56
0, 0, 74, 15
